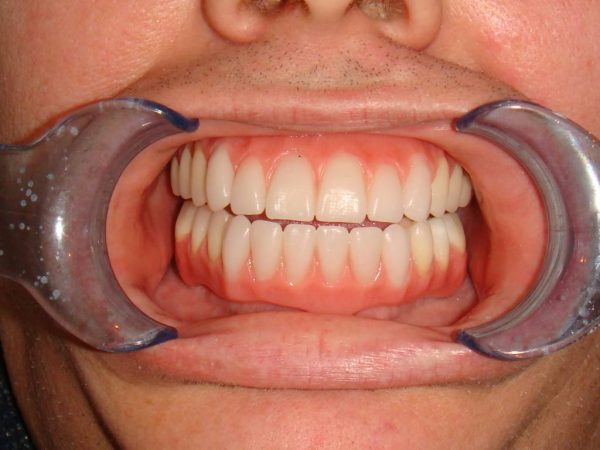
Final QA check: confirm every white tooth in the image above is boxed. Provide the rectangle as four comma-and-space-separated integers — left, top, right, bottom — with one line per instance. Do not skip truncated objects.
179, 145, 193, 200
206, 144, 235, 211
458, 173, 473, 208
443, 213, 466, 252
283, 224, 316, 285
316, 153, 367, 223
445, 164, 463, 213
317, 226, 349, 284
402, 154, 432, 222
266, 154, 315, 221
222, 215, 251, 281
251, 220, 283, 281
207, 209, 231, 261
175, 201, 197, 241
231, 157, 266, 215
367, 165, 404, 223
429, 217, 449, 271
191, 206, 211, 253
382, 224, 410, 288
409, 221, 434, 275
191, 144, 207, 207
170, 157, 181, 196
430, 157, 449, 218
349, 227, 382, 285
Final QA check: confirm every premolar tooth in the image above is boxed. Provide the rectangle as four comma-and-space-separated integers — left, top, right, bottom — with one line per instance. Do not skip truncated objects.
191, 206, 211, 253
191, 144, 207, 207
222, 215, 251, 281
207, 209, 231, 261
283, 224, 316, 285
317, 226, 349, 284
206, 144, 235, 211
266, 154, 315, 221
179, 145, 193, 200
430, 157, 449, 218
251, 220, 283, 281
170, 157, 181, 196
231, 157, 266, 215
367, 165, 404, 223
443, 213, 466, 252
316, 153, 367, 223
429, 217, 449, 271
409, 221, 434, 275
349, 227, 382, 285
445, 164, 463, 213
382, 224, 410, 288
175, 200, 197, 241
458, 174, 473, 208
402, 154, 432, 222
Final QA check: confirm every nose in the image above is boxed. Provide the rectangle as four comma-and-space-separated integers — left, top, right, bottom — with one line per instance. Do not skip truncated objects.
203, 0, 442, 49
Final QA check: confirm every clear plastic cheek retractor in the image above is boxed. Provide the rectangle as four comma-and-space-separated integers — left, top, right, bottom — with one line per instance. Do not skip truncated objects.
0, 98, 598, 359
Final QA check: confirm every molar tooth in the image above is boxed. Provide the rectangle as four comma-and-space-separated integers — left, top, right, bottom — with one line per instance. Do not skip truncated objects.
175, 201, 197, 241
409, 221, 434, 275
170, 157, 181, 196
231, 157, 266, 215
283, 224, 316, 285
191, 144, 207, 207
179, 145, 193, 200
382, 224, 410, 288
402, 154, 432, 222
429, 217, 450, 271
367, 165, 404, 223
317, 226, 349, 284
458, 173, 473, 208
316, 153, 367, 223
443, 213, 466, 252
349, 227, 382, 285
430, 157, 449, 218
222, 215, 251, 281
251, 220, 283, 281
266, 153, 315, 221
207, 209, 231, 261
206, 144, 235, 211
445, 164, 463, 213
191, 206, 211, 253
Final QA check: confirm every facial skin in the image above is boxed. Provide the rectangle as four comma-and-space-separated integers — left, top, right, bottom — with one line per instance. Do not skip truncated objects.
1, 1, 600, 449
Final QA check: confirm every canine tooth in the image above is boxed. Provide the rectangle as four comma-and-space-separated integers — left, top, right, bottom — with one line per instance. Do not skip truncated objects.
409, 221, 434, 275
458, 174, 473, 208
179, 145, 193, 200
443, 213, 466, 252
382, 224, 410, 288
317, 226, 349, 284
446, 164, 463, 213
367, 165, 404, 223
251, 220, 283, 281
206, 144, 235, 211
191, 144, 207, 207
222, 215, 251, 281
191, 206, 211, 253
402, 154, 432, 222
316, 153, 367, 223
430, 157, 449, 218
170, 158, 181, 196
207, 209, 231, 261
175, 201, 197, 241
429, 217, 449, 271
266, 154, 315, 221
283, 224, 316, 285
231, 157, 266, 215
349, 227, 382, 285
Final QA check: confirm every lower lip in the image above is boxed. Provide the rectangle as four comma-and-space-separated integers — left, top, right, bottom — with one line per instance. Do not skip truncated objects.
129, 312, 528, 389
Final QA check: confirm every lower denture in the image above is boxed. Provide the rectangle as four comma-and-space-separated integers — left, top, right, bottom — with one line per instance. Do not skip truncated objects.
170, 134, 473, 315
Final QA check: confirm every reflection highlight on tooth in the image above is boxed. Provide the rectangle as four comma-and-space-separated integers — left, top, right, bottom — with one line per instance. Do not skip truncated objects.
206, 144, 235, 211
251, 220, 283, 281
283, 224, 316, 285
317, 226, 349, 284
367, 165, 404, 223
